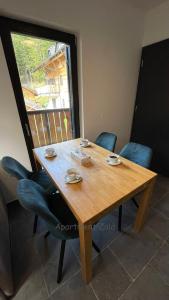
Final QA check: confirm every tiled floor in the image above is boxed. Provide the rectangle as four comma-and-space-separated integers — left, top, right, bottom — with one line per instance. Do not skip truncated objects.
6, 175, 169, 300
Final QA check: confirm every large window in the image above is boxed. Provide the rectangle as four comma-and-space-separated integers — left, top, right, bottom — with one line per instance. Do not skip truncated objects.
0, 17, 80, 168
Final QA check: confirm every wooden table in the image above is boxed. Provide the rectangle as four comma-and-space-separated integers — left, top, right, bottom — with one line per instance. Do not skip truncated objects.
33, 139, 157, 283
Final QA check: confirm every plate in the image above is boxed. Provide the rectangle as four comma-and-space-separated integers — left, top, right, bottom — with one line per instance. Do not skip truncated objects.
65, 175, 82, 184
106, 158, 121, 166
80, 142, 91, 148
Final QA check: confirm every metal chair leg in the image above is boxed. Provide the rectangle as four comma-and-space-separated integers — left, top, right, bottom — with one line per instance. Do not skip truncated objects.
44, 231, 50, 239
92, 240, 100, 253
132, 198, 139, 208
118, 205, 122, 232
33, 214, 38, 235
57, 240, 66, 283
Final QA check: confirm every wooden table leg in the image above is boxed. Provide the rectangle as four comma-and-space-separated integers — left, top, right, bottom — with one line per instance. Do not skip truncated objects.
79, 222, 92, 283
134, 178, 156, 232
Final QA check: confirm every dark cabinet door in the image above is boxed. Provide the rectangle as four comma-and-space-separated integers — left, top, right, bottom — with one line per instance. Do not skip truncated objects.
131, 39, 169, 176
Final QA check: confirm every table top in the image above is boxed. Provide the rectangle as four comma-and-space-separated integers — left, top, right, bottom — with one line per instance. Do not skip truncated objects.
33, 139, 157, 224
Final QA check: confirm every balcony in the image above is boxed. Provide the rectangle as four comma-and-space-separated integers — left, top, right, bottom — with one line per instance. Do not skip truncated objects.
27, 108, 72, 148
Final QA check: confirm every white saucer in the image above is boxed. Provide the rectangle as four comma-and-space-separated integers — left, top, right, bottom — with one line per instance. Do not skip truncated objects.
65, 174, 82, 184
106, 158, 121, 166
80, 142, 91, 148
45, 152, 57, 158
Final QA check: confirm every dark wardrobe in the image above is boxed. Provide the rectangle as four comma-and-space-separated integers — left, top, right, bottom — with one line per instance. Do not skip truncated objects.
131, 39, 169, 176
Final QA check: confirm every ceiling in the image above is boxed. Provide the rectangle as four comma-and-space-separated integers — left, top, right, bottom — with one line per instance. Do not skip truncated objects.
127, 0, 167, 11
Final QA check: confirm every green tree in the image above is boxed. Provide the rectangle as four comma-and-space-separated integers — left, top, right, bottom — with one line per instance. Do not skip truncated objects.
12, 33, 54, 87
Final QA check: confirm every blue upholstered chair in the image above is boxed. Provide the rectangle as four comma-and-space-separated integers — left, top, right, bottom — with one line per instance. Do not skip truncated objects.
1, 156, 56, 234
95, 132, 117, 152
118, 142, 153, 231
17, 179, 100, 283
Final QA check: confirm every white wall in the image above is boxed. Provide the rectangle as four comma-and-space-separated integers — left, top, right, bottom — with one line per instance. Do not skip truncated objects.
0, 37, 31, 202
0, 39, 31, 167
0, 0, 144, 201
143, 0, 169, 46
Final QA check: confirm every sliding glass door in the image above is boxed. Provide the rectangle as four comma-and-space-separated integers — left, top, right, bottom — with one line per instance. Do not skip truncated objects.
0, 17, 79, 168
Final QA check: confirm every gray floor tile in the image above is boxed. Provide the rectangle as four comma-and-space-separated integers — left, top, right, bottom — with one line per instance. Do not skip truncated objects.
120, 265, 169, 300
151, 177, 169, 207
43, 240, 80, 295
70, 238, 98, 262
155, 192, 169, 218
92, 213, 120, 250
48, 273, 96, 300
150, 242, 169, 285
70, 213, 121, 261
35, 233, 60, 265
91, 248, 131, 300
93, 202, 135, 251
146, 209, 169, 240
12, 268, 48, 300
156, 175, 169, 190
109, 226, 162, 278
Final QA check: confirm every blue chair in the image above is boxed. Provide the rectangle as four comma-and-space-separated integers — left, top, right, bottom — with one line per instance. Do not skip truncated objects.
17, 179, 100, 283
95, 132, 117, 152
118, 142, 153, 231
1, 156, 56, 234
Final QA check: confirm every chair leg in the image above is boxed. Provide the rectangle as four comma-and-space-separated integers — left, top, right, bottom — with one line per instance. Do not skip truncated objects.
33, 214, 38, 235
44, 231, 50, 239
92, 240, 100, 253
118, 205, 122, 232
57, 240, 66, 283
132, 197, 139, 208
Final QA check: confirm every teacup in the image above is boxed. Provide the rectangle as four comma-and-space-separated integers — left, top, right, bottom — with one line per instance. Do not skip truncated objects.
108, 154, 119, 164
66, 168, 77, 181
45, 147, 55, 157
80, 138, 89, 147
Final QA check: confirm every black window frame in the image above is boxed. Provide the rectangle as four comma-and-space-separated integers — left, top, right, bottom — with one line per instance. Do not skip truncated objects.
0, 16, 80, 169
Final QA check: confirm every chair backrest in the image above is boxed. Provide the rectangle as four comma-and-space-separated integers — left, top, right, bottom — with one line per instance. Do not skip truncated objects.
17, 179, 74, 239
119, 142, 152, 168
95, 132, 117, 152
1, 156, 30, 180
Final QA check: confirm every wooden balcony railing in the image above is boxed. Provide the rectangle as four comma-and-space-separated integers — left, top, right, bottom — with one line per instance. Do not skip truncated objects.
27, 108, 73, 148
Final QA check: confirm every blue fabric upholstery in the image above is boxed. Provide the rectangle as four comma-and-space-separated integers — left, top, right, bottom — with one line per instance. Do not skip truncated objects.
30, 169, 54, 191
95, 132, 117, 152
17, 179, 78, 240
119, 142, 152, 168
1, 156, 55, 192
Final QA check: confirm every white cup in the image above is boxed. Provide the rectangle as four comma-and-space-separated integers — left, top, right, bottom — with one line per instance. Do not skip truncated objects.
45, 147, 55, 156
67, 168, 77, 181
108, 154, 119, 164
81, 138, 89, 147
